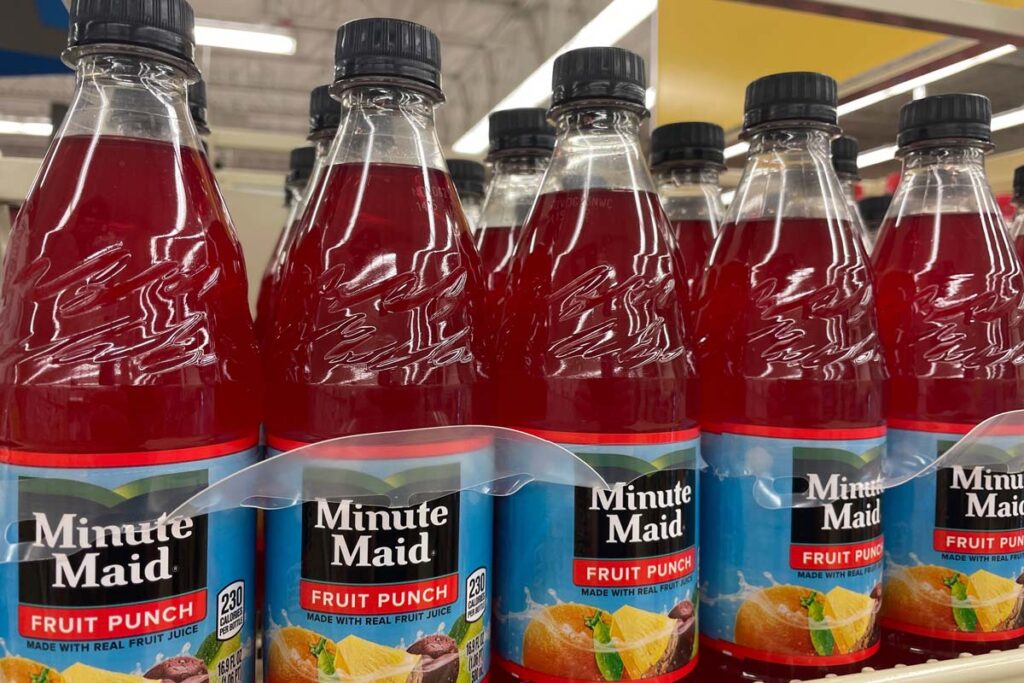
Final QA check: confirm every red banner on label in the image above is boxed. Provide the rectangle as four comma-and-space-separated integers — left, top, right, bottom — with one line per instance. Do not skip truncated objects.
934, 528, 1024, 554
573, 547, 695, 587
19, 590, 206, 641
789, 538, 884, 570
300, 575, 459, 615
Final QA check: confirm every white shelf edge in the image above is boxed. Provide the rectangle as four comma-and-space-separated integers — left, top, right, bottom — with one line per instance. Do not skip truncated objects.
803, 649, 1024, 682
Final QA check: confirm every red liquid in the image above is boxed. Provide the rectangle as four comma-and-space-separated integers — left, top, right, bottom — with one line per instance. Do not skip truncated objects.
473, 224, 519, 372
264, 162, 480, 441
672, 218, 715, 307
871, 211, 1024, 663
697, 217, 885, 683
495, 188, 696, 439
0, 135, 260, 452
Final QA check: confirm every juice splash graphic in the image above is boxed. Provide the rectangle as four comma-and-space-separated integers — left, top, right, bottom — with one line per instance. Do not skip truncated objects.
696, 73, 886, 683
872, 94, 1024, 663
650, 121, 726, 307
0, 1, 260, 680
493, 47, 700, 683
261, 19, 491, 683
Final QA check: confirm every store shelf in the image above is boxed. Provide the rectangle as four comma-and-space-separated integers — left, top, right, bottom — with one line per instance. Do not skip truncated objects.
804, 648, 1024, 682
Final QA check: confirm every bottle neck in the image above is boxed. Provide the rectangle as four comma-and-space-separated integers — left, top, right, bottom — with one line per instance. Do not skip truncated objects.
892, 142, 1000, 219
727, 125, 849, 224
62, 52, 201, 150
478, 152, 551, 230
327, 83, 446, 171
538, 104, 654, 195
653, 164, 725, 226
836, 173, 858, 203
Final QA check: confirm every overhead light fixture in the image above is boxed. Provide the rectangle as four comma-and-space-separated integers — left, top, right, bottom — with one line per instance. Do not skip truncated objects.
452, 0, 656, 155
724, 141, 749, 160
195, 19, 297, 56
0, 119, 53, 136
722, 189, 736, 205
992, 104, 1024, 132
857, 144, 899, 169
646, 87, 657, 110
837, 44, 1015, 117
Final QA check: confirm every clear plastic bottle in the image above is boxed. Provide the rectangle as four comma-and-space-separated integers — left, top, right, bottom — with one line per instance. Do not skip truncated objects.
1009, 165, 1024, 263
474, 107, 553, 374
0, 0, 260, 679
859, 194, 892, 244
188, 77, 210, 137
697, 73, 886, 683
873, 94, 1024, 664
449, 158, 486, 228
262, 18, 491, 683
255, 85, 340, 345
833, 135, 872, 249
494, 47, 699, 683
650, 121, 726, 308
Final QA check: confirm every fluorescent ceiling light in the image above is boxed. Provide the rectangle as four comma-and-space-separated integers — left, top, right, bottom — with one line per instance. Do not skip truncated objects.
646, 87, 657, 110
837, 44, 1015, 117
992, 104, 1024, 132
857, 144, 899, 169
722, 189, 736, 205
195, 19, 297, 56
452, 0, 656, 155
0, 119, 52, 136
724, 141, 749, 160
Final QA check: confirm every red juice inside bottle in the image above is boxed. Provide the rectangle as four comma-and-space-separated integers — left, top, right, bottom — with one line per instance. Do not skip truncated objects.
493, 47, 700, 683
696, 73, 886, 683
0, 8, 261, 678
872, 95, 1024, 664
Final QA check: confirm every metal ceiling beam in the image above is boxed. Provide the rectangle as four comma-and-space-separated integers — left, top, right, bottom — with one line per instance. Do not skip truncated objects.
729, 0, 1024, 44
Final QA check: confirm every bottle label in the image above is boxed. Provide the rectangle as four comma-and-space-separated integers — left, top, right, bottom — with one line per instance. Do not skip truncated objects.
494, 429, 700, 683
263, 436, 492, 683
0, 438, 258, 683
700, 425, 885, 666
881, 421, 1024, 641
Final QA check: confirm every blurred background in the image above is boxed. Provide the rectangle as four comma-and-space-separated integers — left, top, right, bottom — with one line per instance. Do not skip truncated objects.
2, 0, 1024, 304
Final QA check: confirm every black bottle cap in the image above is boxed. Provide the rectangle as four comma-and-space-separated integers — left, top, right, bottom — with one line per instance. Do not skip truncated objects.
650, 122, 725, 168
334, 18, 441, 91
743, 72, 838, 130
858, 195, 892, 223
188, 79, 209, 135
448, 159, 485, 197
288, 146, 316, 185
551, 47, 646, 109
488, 108, 555, 156
832, 135, 859, 177
897, 93, 991, 148
68, 0, 195, 65
309, 84, 342, 135
1015, 166, 1024, 200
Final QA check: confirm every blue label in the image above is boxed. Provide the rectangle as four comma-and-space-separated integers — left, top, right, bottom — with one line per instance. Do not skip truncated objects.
882, 425, 1024, 641
495, 431, 700, 682
263, 439, 492, 683
0, 442, 258, 683
700, 427, 884, 666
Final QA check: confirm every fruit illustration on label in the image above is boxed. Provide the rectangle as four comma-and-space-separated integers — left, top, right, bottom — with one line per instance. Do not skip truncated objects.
967, 570, 1023, 632
611, 604, 684, 679
523, 604, 609, 679
407, 634, 460, 683
62, 664, 149, 683
801, 592, 836, 656
587, 610, 624, 681
267, 626, 336, 683
823, 586, 875, 654
0, 657, 65, 683
334, 635, 420, 683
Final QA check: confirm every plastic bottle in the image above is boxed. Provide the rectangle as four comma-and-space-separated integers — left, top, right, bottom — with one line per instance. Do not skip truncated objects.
255, 85, 341, 346
189, 77, 210, 137
873, 94, 1024, 663
473, 107, 553, 368
1009, 165, 1024, 263
697, 73, 887, 683
832, 135, 872, 249
858, 194, 892, 246
262, 18, 491, 683
449, 158, 486, 229
494, 47, 700, 683
650, 121, 726, 308
0, 1, 261, 680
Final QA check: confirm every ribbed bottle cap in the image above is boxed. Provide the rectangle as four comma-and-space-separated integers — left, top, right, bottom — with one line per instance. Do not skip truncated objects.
897, 93, 991, 148
288, 146, 316, 185
1014, 165, 1024, 200
334, 18, 441, 91
551, 47, 646, 109
309, 85, 342, 135
743, 72, 837, 130
188, 78, 209, 135
68, 0, 195, 64
832, 135, 859, 177
488, 108, 555, 155
650, 122, 725, 168
448, 159, 485, 197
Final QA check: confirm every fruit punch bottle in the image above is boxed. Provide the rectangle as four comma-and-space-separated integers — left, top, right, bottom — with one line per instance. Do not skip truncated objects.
832, 135, 872, 249
697, 73, 887, 683
1010, 164, 1024, 264
874, 95, 1024, 663
494, 47, 700, 683
262, 18, 491, 683
0, 1, 261, 682
255, 85, 340, 346
449, 159, 486, 230
650, 121, 726, 306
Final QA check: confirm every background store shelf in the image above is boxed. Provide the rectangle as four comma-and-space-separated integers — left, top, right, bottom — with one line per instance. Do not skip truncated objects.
803, 647, 1024, 682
